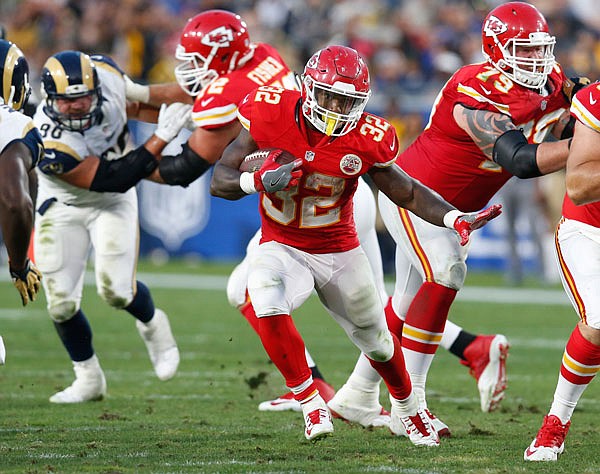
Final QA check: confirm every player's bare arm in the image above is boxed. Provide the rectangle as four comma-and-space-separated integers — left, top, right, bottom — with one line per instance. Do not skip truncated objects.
125, 78, 192, 107
453, 104, 515, 159
146, 120, 243, 186
0, 142, 35, 270
126, 100, 159, 123
149, 83, 192, 106
455, 103, 569, 178
210, 132, 258, 200
370, 163, 501, 245
566, 121, 600, 205
369, 164, 454, 227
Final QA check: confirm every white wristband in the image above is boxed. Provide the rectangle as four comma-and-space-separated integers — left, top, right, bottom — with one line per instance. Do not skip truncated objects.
125, 76, 150, 103
443, 209, 463, 229
240, 172, 258, 194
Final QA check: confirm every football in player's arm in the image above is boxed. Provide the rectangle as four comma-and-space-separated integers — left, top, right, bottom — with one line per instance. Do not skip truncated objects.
210, 45, 500, 444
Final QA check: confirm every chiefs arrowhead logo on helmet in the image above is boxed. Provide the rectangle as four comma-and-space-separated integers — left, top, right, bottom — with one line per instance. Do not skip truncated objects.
201, 26, 234, 48
483, 15, 507, 37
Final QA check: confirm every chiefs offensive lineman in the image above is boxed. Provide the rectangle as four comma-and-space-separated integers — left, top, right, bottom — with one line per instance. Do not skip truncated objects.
376, 1, 587, 432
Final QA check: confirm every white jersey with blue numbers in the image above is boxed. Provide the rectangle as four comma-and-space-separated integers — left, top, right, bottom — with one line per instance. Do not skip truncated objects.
0, 103, 43, 169
34, 56, 130, 207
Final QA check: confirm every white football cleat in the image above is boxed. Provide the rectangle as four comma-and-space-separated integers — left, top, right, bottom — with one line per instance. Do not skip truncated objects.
328, 383, 390, 428
258, 378, 335, 412
410, 386, 451, 437
136, 309, 180, 381
389, 394, 439, 447
0, 335, 5, 365
391, 407, 439, 447
461, 334, 510, 412
302, 394, 334, 441
524, 415, 570, 461
50, 354, 107, 403
258, 391, 301, 412
425, 409, 451, 438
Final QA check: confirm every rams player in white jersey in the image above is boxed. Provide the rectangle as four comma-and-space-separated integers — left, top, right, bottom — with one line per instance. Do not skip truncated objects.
33, 50, 189, 403
0, 40, 43, 364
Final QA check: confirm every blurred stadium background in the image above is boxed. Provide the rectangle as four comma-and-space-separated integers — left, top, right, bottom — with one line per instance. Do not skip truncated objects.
1, 0, 598, 282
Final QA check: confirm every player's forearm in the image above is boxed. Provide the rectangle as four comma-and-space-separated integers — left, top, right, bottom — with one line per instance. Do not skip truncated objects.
402, 183, 454, 227
149, 83, 192, 106
0, 187, 33, 270
536, 139, 569, 175
210, 163, 247, 200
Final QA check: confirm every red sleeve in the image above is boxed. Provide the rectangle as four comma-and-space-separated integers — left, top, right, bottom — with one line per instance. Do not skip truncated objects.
236, 91, 255, 130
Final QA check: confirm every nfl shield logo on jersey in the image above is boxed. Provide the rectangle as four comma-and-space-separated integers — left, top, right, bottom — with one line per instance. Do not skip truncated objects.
305, 150, 315, 162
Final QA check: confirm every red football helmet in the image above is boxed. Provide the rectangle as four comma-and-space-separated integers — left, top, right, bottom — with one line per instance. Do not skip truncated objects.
302, 45, 371, 137
174, 10, 254, 96
481, 2, 555, 89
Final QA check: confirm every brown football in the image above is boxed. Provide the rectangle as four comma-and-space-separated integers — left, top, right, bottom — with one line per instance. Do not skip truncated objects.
239, 148, 297, 173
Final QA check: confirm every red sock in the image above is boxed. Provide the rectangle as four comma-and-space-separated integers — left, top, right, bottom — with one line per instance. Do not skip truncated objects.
384, 296, 404, 338
560, 325, 600, 385
239, 299, 260, 333
368, 332, 412, 400
257, 314, 311, 388
402, 281, 456, 355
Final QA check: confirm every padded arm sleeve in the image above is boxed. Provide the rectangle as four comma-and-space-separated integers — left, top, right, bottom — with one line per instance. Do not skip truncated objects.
158, 143, 212, 187
89, 146, 158, 193
492, 130, 541, 179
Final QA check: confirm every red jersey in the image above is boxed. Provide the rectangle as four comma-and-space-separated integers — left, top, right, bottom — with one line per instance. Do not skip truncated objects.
561, 83, 600, 227
189, 43, 297, 130
238, 87, 398, 253
398, 62, 570, 212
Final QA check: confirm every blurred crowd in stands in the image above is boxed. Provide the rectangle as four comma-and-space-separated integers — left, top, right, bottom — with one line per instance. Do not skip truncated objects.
3, 0, 599, 126
2, 0, 598, 284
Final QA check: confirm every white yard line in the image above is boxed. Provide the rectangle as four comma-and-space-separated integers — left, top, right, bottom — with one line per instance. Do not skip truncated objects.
0, 270, 571, 305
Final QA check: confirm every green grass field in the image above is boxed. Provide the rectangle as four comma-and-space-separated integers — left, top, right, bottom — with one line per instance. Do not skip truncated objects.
1, 260, 599, 473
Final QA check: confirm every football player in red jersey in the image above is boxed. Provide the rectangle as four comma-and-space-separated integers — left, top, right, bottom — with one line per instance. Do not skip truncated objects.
524, 82, 600, 461
127, 9, 298, 185
211, 44, 501, 443
128, 9, 500, 425
375, 1, 584, 428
